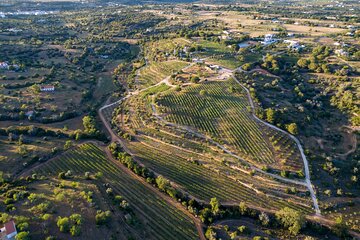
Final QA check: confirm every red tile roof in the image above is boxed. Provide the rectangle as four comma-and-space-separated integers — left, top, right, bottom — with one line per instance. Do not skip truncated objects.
4, 221, 16, 234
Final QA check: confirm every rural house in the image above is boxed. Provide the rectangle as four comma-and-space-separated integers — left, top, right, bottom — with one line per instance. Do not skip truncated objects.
40, 85, 55, 92
0, 221, 17, 240
0, 62, 9, 69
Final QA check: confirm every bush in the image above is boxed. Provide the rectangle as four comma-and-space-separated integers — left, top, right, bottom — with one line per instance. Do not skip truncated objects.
70, 214, 82, 225
57, 217, 70, 233
17, 222, 29, 231
70, 225, 81, 236
15, 231, 30, 240
95, 210, 111, 225
205, 227, 217, 240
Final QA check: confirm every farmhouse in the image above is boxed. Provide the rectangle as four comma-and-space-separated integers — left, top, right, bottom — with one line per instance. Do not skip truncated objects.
335, 49, 349, 57
0, 62, 9, 69
192, 58, 204, 64
284, 40, 305, 51
261, 34, 277, 45
0, 220, 17, 240
40, 85, 55, 92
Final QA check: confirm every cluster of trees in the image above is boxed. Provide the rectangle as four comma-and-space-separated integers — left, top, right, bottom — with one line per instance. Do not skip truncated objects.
261, 54, 282, 74
297, 46, 353, 76
57, 214, 83, 236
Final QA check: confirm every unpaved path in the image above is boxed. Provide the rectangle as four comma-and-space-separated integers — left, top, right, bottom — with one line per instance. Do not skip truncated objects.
235, 66, 321, 215
149, 63, 321, 215
99, 62, 206, 240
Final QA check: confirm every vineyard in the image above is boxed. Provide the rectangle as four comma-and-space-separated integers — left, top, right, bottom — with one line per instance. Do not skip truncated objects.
194, 40, 243, 69
125, 136, 313, 214
155, 79, 304, 172
32, 143, 199, 240
137, 60, 188, 87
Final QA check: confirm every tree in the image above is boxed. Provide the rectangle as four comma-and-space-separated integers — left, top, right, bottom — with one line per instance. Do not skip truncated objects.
238, 225, 249, 233
199, 90, 207, 96
190, 75, 200, 83
64, 140, 73, 150
205, 227, 217, 240
95, 210, 111, 225
15, 232, 30, 240
275, 207, 304, 235
286, 123, 298, 135
57, 217, 70, 233
82, 116, 97, 135
70, 225, 81, 236
259, 212, 270, 226
297, 58, 309, 69
70, 214, 83, 225
332, 215, 348, 237
210, 197, 219, 215
199, 208, 212, 223
155, 176, 170, 191
242, 63, 253, 71
266, 108, 276, 124
239, 201, 248, 215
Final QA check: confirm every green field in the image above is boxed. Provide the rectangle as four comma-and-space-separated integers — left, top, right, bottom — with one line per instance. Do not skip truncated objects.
32, 143, 199, 240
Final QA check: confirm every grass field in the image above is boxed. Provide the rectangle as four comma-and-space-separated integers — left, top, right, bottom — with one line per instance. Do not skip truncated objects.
32, 143, 199, 240
155, 79, 303, 172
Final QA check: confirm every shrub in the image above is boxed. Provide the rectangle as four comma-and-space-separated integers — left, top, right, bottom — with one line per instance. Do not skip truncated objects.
70, 225, 81, 236
70, 214, 82, 225
95, 210, 111, 225
15, 231, 30, 240
57, 217, 70, 233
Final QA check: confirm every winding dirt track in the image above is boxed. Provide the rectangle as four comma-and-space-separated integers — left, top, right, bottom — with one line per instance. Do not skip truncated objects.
234, 66, 321, 215
148, 64, 320, 215
98, 60, 323, 240
98, 65, 206, 240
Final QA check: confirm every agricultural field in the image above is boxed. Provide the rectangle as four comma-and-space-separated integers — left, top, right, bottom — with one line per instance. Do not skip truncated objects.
155, 78, 304, 173
0, 1, 359, 239
136, 60, 189, 88
30, 143, 199, 240
124, 136, 313, 213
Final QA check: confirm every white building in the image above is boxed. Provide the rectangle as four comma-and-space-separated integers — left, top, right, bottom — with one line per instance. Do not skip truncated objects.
0, 62, 9, 69
0, 221, 17, 240
40, 85, 55, 92
192, 58, 204, 64
335, 49, 349, 57
284, 40, 305, 51
261, 34, 277, 45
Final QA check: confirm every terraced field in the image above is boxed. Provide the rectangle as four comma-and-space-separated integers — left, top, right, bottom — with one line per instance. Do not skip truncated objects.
126, 137, 313, 214
155, 79, 303, 172
137, 60, 188, 87
32, 143, 199, 240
